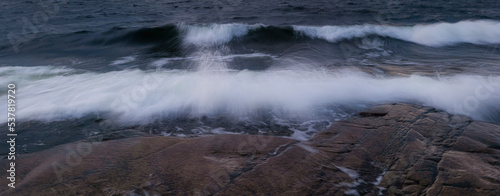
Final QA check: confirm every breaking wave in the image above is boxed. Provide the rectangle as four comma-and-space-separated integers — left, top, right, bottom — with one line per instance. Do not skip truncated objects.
1, 66, 499, 124
294, 20, 500, 47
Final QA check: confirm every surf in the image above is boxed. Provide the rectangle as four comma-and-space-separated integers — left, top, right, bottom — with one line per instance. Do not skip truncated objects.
1, 65, 499, 125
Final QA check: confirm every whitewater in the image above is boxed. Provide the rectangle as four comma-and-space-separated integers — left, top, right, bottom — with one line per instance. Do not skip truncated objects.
178, 20, 500, 47
1, 20, 500, 140
1, 64, 499, 125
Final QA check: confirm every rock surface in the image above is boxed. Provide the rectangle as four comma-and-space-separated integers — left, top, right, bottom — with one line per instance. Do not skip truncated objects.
1, 103, 499, 195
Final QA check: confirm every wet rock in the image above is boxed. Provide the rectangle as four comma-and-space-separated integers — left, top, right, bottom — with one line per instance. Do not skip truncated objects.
1, 103, 499, 196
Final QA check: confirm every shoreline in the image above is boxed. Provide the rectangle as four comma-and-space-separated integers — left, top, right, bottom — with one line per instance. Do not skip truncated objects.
1, 103, 499, 195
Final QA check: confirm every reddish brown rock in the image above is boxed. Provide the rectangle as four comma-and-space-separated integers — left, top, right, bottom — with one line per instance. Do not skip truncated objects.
1, 103, 499, 196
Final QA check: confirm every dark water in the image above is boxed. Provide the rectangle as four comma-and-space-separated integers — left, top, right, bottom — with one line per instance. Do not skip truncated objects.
1, 0, 500, 154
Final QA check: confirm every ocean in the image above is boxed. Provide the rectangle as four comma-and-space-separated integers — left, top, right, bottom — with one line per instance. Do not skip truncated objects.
1, 0, 499, 154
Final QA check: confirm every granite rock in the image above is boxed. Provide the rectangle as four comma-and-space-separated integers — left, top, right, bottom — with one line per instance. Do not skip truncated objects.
1, 103, 499, 196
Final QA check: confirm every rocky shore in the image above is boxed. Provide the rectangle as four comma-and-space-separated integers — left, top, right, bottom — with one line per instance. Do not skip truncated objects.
1, 103, 499, 196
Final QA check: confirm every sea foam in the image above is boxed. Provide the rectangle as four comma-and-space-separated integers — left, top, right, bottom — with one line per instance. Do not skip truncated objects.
294, 20, 500, 47
1, 66, 499, 124
177, 20, 500, 47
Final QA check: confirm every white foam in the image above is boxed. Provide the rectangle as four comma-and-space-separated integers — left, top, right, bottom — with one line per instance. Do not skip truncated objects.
0, 66, 499, 124
290, 128, 311, 141
294, 20, 500, 47
176, 20, 500, 47
149, 53, 276, 70
111, 56, 136, 66
344, 189, 360, 196
181, 23, 261, 46
373, 171, 386, 186
337, 166, 360, 179
220, 53, 278, 60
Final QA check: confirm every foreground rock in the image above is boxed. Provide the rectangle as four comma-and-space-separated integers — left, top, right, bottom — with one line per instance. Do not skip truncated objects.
1, 103, 499, 195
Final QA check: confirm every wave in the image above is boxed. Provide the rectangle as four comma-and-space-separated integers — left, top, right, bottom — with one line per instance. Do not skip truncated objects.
294, 20, 500, 47
5, 20, 498, 55
105, 25, 179, 45
1, 66, 499, 124
180, 23, 260, 46
137, 20, 500, 47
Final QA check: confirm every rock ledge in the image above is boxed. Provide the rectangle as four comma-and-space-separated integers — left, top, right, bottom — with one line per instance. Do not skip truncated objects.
1, 103, 499, 196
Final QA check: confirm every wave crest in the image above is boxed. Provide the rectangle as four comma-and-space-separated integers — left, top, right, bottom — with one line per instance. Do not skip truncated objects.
295, 20, 500, 47
176, 20, 500, 47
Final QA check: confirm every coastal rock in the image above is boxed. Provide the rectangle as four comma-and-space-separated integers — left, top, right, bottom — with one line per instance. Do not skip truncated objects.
1, 103, 499, 195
